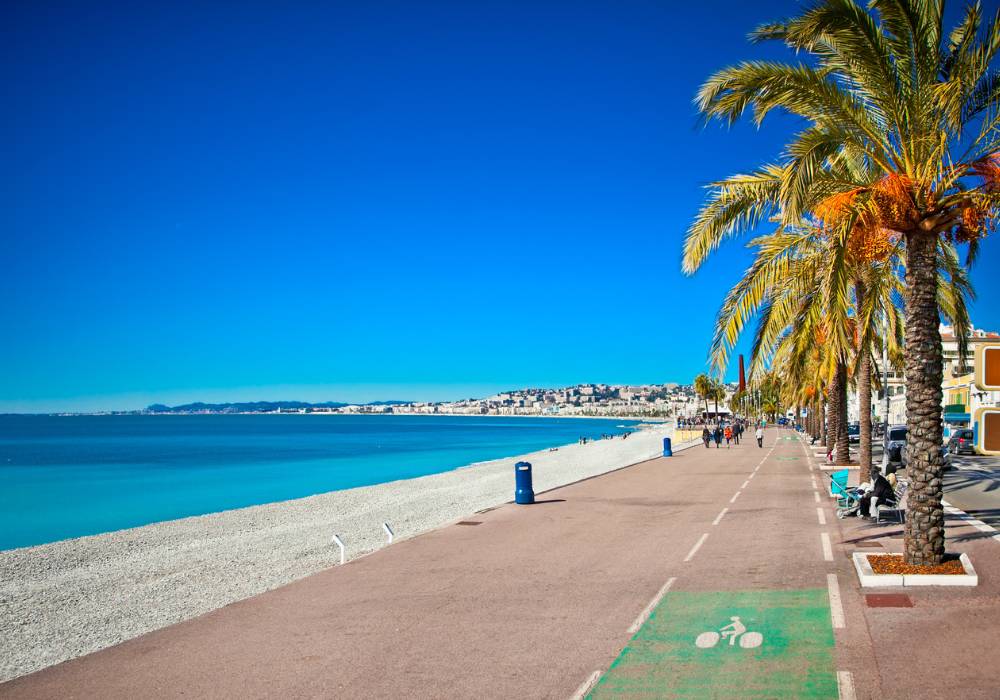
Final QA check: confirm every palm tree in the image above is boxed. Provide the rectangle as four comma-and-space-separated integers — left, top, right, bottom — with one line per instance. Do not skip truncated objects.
711, 378, 726, 422
694, 373, 713, 422
687, 0, 998, 566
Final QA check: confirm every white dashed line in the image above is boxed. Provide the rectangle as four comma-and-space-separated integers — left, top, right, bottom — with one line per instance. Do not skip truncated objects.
837, 671, 856, 700
814, 492, 821, 503
684, 533, 709, 562
827, 573, 845, 629
821, 532, 833, 561
747, 472, 755, 480
627, 577, 676, 634
729, 491, 741, 504
817, 507, 827, 526
741, 480, 750, 489
570, 670, 603, 700
712, 508, 729, 526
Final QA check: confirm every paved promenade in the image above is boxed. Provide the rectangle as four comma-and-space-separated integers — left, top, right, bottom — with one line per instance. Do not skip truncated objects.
3, 429, 999, 698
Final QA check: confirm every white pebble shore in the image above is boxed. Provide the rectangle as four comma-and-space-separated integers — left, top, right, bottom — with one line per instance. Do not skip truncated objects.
0, 422, 678, 682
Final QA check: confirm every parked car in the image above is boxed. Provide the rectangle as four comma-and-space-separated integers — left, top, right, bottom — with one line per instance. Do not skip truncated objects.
884, 425, 907, 463
947, 429, 976, 455
847, 423, 860, 444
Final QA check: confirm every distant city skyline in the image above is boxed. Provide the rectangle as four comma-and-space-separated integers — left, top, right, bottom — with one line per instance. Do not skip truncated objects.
4, 1, 997, 413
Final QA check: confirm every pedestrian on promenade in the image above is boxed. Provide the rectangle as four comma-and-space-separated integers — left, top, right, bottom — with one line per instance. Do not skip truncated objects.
713, 426, 722, 448
755, 426, 764, 448
724, 425, 732, 448
733, 423, 741, 444
702, 427, 711, 448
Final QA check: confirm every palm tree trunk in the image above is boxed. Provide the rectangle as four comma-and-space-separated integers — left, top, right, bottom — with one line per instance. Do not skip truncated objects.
821, 396, 828, 447
903, 229, 945, 566
856, 279, 873, 472
827, 380, 840, 455
832, 361, 850, 463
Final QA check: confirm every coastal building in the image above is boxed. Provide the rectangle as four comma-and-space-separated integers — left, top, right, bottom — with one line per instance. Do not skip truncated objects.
866, 323, 1000, 430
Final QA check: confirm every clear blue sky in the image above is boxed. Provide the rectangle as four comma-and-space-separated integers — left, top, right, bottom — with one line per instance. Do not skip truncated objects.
3, 0, 998, 412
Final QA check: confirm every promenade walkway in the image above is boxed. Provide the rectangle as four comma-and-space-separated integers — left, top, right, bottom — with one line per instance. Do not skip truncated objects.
3, 429, 999, 698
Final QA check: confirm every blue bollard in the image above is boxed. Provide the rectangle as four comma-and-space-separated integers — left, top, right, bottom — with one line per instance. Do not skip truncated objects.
514, 461, 534, 504
663, 437, 673, 457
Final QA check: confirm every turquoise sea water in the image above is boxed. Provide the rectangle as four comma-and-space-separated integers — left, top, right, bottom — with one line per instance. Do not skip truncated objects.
0, 414, 637, 551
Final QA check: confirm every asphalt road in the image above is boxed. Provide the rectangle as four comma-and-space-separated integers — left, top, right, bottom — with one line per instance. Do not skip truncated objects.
942, 453, 1000, 528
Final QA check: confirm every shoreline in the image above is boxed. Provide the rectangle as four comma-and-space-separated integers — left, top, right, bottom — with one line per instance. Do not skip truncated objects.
34, 412, 670, 421
0, 422, 675, 683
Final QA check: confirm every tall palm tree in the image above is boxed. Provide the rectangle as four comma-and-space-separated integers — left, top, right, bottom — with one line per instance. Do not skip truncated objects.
686, 0, 999, 566
711, 378, 726, 421
694, 373, 713, 421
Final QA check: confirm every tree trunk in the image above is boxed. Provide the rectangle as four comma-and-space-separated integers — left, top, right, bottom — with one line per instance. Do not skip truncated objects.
827, 378, 840, 455
821, 397, 828, 447
903, 229, 946, 566
856, 279, 873, 472
832, 361, 850, 463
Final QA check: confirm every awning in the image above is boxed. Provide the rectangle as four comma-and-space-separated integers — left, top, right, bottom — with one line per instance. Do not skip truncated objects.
944, 413, 971, 423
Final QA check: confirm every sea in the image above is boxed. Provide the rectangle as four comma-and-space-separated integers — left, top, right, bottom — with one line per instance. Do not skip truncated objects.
0, 414, 639, 551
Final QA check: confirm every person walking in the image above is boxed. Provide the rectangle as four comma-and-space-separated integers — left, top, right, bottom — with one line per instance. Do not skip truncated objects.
733, 423, 741, 445
724, 425, 732, 448
702, 427, 711, 449
713, 425, 723, 448
755, 426, 764, 448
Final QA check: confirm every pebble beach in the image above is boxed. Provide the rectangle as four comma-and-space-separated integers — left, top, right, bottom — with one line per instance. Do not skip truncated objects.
0, 422, 676, 682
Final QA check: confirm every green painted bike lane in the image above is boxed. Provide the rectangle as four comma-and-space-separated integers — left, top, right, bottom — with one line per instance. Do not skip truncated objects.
588, 589, 837, 699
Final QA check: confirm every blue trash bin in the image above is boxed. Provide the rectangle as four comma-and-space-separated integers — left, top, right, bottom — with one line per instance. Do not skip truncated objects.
663, 437, 673, 457
515, 461, 534, 504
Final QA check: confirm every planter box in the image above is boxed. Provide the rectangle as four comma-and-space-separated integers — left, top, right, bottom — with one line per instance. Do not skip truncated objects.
852, 552, 978, 587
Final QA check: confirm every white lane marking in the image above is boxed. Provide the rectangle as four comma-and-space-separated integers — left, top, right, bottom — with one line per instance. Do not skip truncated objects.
810, 477, 817, 488
821, 532, 833, 561
570, 670, 603, 700
837, 671, 856, 700
741, 480, 750, 489
627, 577, 677, 634
684, 533, 709, 562
817, 507, 827, 525
814, 491, 821, 503
747, 471, 755, 480
729, 491, 741, 504
943, 501, 1000, 543
827, 573, 845, 629
809, 464, 814, 471
712, 508, 729, 526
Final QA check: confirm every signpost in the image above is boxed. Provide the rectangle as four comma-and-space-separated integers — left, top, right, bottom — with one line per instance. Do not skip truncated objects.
974, 341, 1000, 456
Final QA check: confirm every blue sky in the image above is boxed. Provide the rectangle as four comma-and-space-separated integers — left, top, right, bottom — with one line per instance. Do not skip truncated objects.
3, 0, 998, 412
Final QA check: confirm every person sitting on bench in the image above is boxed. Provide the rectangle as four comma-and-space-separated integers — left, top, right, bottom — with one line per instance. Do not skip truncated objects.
859, 469, 895, 519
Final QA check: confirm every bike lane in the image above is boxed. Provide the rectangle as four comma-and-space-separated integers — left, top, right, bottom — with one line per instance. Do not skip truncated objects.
588, 431, 842, 699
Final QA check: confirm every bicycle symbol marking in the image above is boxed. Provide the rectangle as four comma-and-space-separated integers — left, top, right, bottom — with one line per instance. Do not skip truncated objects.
694, 616, 764, 649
